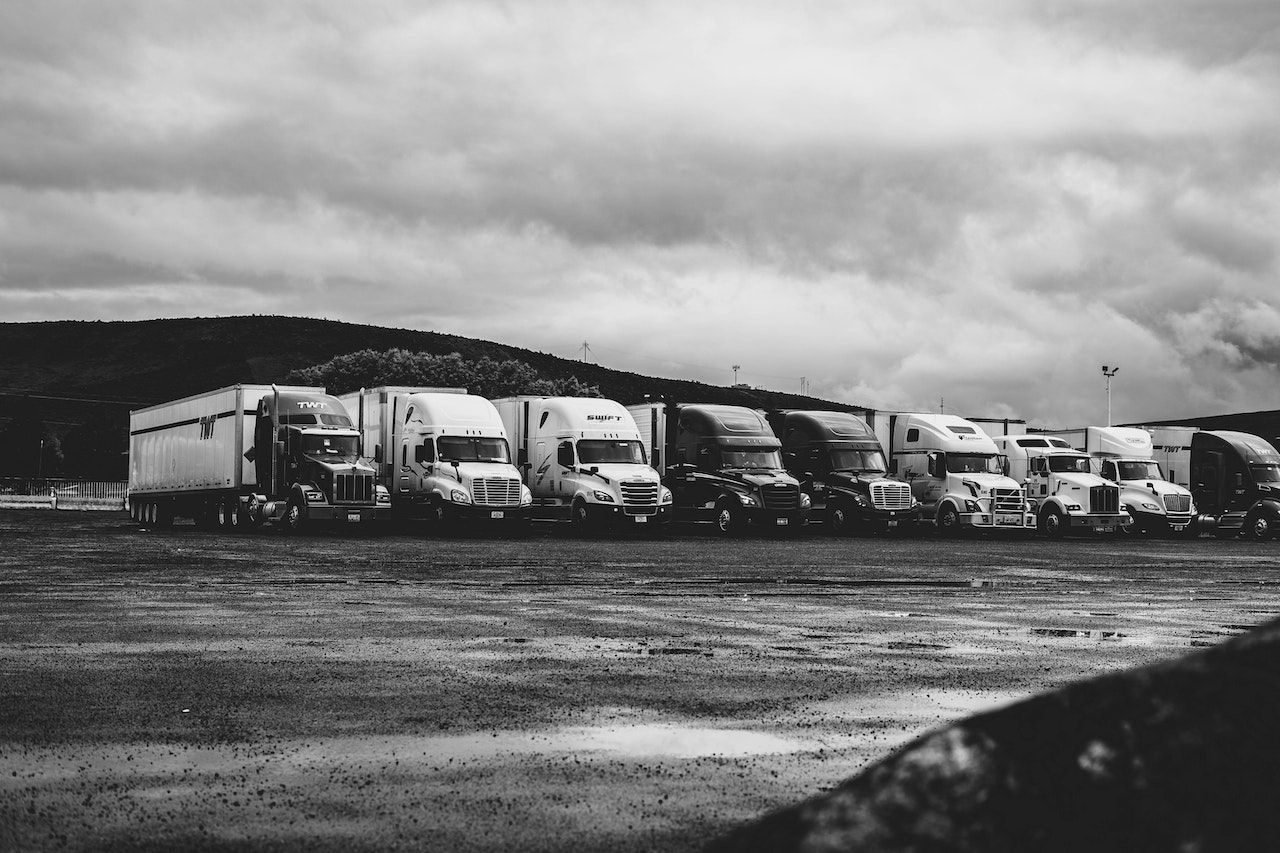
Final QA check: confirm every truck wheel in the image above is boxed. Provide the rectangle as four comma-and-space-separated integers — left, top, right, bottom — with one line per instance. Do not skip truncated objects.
282, 498, 307, 534
714, 501, 742, 536
571, 500, 595, 536
1119, 509, 1142, 535
936, 504, 962, 537
827, 503, 852, 536
1245, 512, 1273, 540
221, 499, 241, 532
1039, 508, 1066, 539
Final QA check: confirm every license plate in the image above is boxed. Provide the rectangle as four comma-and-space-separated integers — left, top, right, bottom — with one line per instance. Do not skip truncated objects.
491, 511, 504, 519
1171, 524, 1186, 531
347, 512, 361, 523
634, 516, 647, 523
776, 518, 789, 526
996, 514, 1020, 525
1096, 526, 1114, 534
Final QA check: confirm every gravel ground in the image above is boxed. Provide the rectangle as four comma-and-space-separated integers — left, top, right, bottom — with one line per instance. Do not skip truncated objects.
2, 510, 1278, 852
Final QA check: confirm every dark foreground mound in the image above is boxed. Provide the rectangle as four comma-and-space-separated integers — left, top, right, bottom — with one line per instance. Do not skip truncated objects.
708, 619, 1280, 853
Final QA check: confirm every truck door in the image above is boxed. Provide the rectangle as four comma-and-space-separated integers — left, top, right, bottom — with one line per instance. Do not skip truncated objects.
408, 434, 435, 494
1192, 451, 1223, 513
556, 440, 575, 496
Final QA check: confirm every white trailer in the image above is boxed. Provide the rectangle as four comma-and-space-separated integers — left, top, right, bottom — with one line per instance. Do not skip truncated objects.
493, 396, 671, 531
1080, 426, 1196, 535
338, 386, 531, 527
888, 413, 1036, 536
128, 384, 388, 531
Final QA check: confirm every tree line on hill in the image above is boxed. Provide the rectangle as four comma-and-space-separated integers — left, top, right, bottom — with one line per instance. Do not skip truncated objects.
1, 350, 597, 480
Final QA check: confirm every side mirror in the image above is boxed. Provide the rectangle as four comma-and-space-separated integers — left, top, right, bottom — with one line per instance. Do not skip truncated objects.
374, 444, 383, 464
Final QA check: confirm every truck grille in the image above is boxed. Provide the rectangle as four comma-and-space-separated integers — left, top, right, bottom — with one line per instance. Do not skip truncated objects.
991, 487, 1025, 514
473, 477, 522, 507
1163, 494, 1191, 514
871, 481, 913, 511
1090, 485, 1120, 514
762, 482, 801, 511
335, 472, 373, 504
621, 481, 659, 515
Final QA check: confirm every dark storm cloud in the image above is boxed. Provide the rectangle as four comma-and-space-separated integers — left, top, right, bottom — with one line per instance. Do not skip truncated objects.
1, 0, 1278, 424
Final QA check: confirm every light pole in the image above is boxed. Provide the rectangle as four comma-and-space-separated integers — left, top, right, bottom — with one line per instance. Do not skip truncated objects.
1102, 365, 1119, 426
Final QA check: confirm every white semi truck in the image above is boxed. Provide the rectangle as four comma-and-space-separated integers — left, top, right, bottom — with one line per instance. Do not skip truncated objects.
990, 434, 1127, 538
339, 387, 532, 528
128, 384, 389, 531
1083, 426, 1196, 536
493, 396, 671, 531
888, 413, 1035, 536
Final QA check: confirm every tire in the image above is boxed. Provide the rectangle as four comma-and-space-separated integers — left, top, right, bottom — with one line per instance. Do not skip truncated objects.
936, 504, 962, 538
571, 500, 594, 536
827, 503, 852, 536
1245, 512, 1273, 540
223, 499, 241, 532
282, 497, 307, 534
1119, 509, 1141, 536
714, 501, 742, 537
1039, 508, 1067, 539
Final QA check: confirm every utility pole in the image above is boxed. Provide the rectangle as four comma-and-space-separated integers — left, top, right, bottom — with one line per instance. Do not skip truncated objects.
1102, 365, 1119, 426
732, 364, 741, 385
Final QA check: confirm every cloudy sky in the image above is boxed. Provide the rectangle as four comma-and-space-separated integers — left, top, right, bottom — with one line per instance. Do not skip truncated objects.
2, 1, 1278, 426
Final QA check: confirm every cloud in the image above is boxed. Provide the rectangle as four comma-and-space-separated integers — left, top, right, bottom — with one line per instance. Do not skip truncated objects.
1, 0, 1278, 425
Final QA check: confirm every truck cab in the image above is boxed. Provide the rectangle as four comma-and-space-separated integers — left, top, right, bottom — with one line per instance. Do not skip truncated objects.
768, 410, 919, 535
991, 435, 1126, 538
1191, 430, 1280, 540
251, 388, 389, 530
630, 402, 810, 535
889, 413, 1035, 536
1085, 426, 1196, 536
494, 396, 672, 532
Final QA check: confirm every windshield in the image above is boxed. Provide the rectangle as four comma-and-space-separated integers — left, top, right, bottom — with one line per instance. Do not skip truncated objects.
300, 434, 360, 462
1047, 455, 1092, 474
946, 453, 1003, 475
830, 449, 887, 473
577, 439, 647, 465
1251, 464, 1280, 484
721, 447, 783, 470
438, 436, 511, 463
1117, 461, 1163, 480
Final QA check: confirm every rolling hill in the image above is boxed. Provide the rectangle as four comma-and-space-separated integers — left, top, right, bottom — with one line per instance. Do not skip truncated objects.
0, 315, 863, 479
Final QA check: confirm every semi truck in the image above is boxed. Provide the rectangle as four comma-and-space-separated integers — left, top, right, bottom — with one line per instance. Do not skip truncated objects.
888, 413, 1035, 536
1190, 430, 1280, 540
989, 434, 1126, 538
339, 387, 532, 528
128, 384, 389, 531
767, 409, 919, 534
628, 402, 809, 535
493, 396, 671, 532
1083, 426, 1196, 536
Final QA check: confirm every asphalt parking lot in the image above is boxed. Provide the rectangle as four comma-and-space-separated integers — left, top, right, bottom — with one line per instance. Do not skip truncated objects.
2, 510, 1278, 852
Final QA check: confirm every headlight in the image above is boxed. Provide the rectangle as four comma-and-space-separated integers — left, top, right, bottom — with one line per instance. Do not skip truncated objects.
1140, 502, 1160, 511
304, 490, 325, 503
659, 487, 672, 504
737, 492, 758, 507
520, 485, 533, 506
853, 492, 870, 507
964, 499, 979, 512
450, 489, 472, 504
800, 493, 811, 508
1065, 502, 1082, 512
592, 490, 615, 503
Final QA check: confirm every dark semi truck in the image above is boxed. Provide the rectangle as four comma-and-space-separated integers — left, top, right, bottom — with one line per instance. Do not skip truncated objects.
1191, 429, 1280, 540
768, 410, 920, 535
